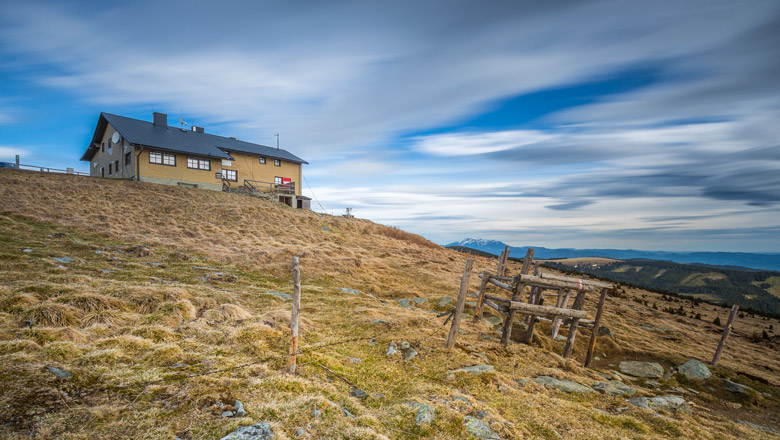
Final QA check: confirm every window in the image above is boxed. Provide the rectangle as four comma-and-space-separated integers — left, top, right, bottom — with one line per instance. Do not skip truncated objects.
274, 176, 282, 185
101, 167, 104, 177
125, 152, 132, 166
187, 157, 211, 170
108, 163, 112, 175
274, 159, 281, 166
259, 156, 266, 164
115, 160, 119, 172
101, 142, 105, 153
150, 151, 176, 166
223, 169, 237, 181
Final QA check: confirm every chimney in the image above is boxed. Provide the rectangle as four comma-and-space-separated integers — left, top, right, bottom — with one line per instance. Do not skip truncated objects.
153, 112, 167, 128
192, 126, 204, 133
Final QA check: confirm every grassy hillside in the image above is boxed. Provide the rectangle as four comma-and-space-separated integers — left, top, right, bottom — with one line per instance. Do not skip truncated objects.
543, 259, 780, 316
1, 169, 780, 439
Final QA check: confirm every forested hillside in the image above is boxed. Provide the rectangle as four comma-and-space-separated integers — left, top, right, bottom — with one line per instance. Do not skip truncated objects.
543, 259, 780, 316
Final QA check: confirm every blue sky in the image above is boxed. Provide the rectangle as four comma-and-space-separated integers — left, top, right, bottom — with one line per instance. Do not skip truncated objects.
1, 0, 779, 252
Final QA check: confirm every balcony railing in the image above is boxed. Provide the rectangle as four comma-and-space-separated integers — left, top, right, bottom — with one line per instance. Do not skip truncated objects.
242, 179, 295, 194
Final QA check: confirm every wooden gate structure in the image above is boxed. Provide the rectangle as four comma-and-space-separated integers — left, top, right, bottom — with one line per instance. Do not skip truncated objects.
447, 249, 613, 368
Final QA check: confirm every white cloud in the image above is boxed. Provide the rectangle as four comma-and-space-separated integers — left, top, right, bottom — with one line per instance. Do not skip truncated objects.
412, 130, 554, 156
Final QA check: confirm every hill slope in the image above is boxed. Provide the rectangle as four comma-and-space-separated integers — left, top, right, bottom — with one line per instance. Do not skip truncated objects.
1, 169, 779, 439
446, 238, 780, 272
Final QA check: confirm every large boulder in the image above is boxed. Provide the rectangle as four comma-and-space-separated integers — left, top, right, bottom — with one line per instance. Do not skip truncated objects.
723, 379, 754, 394
533, 376, 593, 393
627, 395, 692, 415
619, 361, 664, 378
592, 380, 636, 396
407, 402, 435, 424
677, 359, 712, 380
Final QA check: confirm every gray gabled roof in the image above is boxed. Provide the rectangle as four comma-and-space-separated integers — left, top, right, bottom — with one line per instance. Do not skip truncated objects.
81, 112, 308, 164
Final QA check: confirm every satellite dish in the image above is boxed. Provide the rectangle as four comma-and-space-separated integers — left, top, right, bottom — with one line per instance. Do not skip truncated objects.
111, 131, 121, 144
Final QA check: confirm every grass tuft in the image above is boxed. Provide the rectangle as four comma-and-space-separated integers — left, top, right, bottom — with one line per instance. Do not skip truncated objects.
24, 303, 82, 327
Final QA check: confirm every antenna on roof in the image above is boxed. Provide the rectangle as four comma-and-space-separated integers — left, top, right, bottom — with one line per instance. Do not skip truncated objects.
275, 133, 279, 149
179, 109, 188, 128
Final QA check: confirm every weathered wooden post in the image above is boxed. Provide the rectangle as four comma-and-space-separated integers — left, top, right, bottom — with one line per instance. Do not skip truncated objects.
500, 249, 534, 345
551, 289, 571, 339
711, 304, 738, 366
522, 286, 543, 343
288, 256, 302, 373
496, 246, 510, 277
446, 258, 474, 348
473, 271, 491, 323
584, 287, 609, 367
562, 290, 586, 358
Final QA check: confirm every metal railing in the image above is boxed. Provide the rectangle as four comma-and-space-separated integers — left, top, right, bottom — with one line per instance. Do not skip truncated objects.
1, 162, 90, 176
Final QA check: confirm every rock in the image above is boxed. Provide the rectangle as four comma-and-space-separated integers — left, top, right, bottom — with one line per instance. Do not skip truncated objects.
348, 357, 362, 363
439, 297, 454, 307
498, 386, 509, 392
533, 376, 593, 394
311, 409, 322, 418
516, 379, 529, 386
220, 422, 274, 440
410, 297, 428, 305
593, 380, 636, 396
22, 248, 33, 253
554, 335, 567, 341
403, 348, 418, 361
400, 341, 410, 350
641, 326, 672, 332
463, 416, 501, 439
450, 364, 495, 374
735, 420, 780, 435
221, 411, 234, 418
483, 316, 503, 327
342, 407, 355, 418
407, 402, 435, 424
677, 359, 712, 380
265, 290, 292, 301
645, 379, 662, 388
669, 387, 686, 394
234, 400, 246, 417
350, 387, 368, 399
458, 329, 468, 335
296, 427, 307, 437
619, 361, 664, 378
322, 226, 330, 232
386, 341, 399, 356
598, 326, 615, 339
627, 396, 692, 414
370, 319, 391, 325
398, 298, 412, 308
475, 410, 488, 419
54, 257, 74, 263
339, 287, 361, 295
723, 379, 753, 394
724, 402, 742, 409
46, 366, 73, 379
452, 396, 471, 405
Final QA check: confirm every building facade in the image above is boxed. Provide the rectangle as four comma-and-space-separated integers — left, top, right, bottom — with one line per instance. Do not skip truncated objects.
81, 112, 309, 208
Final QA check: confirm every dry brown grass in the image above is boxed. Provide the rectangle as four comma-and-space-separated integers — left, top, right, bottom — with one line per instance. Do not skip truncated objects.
1, 169, 779, 440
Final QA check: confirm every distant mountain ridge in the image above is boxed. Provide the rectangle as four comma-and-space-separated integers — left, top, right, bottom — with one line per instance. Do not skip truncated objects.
445, 238, 780, 272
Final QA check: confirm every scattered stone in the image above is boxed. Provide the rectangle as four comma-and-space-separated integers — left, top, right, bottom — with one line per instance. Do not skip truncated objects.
482, 316, 503, 327
265, 290, 292, 301
735, 420, 780, 435
403, 348, 418, 361
126, 245, 153, 257
398, 298, 412, 308
46, 366, 73, 379
723, 379, 753, 394
645, 379, 662, 388
627, 395, 692, 415
516, 379, 529, 387
220, 422, 274, 440
724, 402, 742, 409
554, 335, 567, 342
322, 226, 330, 232
407, 402, 435, 424
762, 392, 772, 398
55, 265, 67, 271
203, 272, 238, 283
475, 410, 488, 419
22, 248, 33, 253
296, 427, 307, 437
410, 297, 428, 305
400, 341, 410, 350
641, 326, 672, 332
373, 393, 385, 399
370, 319, 391, 325
669, 387, 686, 394
458, 329, 468, 335
450, 364, 495, 375
145, 262, 164, 267
101, 269, 113, 274
53, 257, 74, 263
234, 400, 246, 417
439, 297, 454, 307
498, 386, 509, 392
452, 396, 471, 405
339, 287, 361, 295
463, 416, 501, 439
348, 357, 362, 363
350, 386, 368, 399
311, 410, 322, 418
677, 359, 712, 380
533, 376, 593, 394
619, 361, 664, 378
386, 341, 399, 356
221, 411, 234, 418
592, 380, 636, 396
342, 407, 355, 418
598, 326, 615, 339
